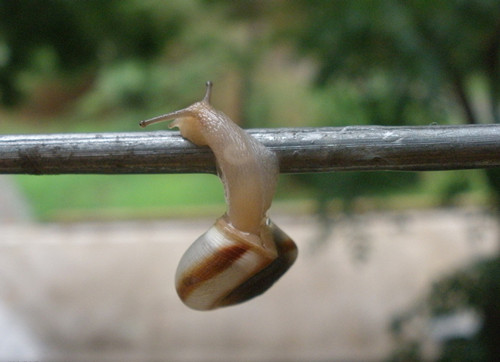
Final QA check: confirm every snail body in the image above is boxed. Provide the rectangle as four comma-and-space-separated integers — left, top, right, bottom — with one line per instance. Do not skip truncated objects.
140, 82, 297, 310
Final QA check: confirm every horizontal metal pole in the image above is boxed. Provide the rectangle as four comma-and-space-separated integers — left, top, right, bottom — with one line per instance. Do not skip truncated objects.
1, 125, 499, 175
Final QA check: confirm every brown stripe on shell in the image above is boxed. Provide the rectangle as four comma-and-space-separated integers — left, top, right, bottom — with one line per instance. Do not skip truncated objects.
215, 216, 277, 259
176, 244, 248, 302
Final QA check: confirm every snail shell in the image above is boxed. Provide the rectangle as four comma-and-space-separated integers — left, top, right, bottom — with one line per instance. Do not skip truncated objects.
176, 215, 297, 310
140, 82, 298, 310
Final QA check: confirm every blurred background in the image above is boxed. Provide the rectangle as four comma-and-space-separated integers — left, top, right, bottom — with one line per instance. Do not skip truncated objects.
0, 0, 499, 360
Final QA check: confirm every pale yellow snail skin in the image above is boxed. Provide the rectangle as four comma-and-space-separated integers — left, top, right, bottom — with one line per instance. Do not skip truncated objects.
140, 82, 298, 310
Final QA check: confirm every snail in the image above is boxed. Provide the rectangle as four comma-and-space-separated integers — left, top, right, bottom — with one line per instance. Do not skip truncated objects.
140, 81, 298, 310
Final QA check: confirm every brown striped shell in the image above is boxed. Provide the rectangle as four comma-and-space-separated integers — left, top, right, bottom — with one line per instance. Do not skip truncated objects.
140, 82, 298, 310
175, 215, 297, 310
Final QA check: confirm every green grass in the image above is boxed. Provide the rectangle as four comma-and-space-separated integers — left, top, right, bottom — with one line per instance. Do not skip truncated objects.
15, 173, 226, 221
13, 169, 492, 222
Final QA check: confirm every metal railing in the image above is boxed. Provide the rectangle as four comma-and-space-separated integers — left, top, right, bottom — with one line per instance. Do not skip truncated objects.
1, 124, 500, 174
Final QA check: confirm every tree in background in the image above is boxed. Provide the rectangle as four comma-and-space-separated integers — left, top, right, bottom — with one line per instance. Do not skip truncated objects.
0, 0, 182, 106
280, 0, 500, 204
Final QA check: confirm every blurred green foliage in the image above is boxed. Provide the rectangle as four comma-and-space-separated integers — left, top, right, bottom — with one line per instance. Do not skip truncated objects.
0, 0, 498, 219
389, 256, 500, 361
0, 0, 183, 105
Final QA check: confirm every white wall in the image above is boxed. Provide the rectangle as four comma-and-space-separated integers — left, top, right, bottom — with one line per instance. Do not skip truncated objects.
0, 210, 497, 361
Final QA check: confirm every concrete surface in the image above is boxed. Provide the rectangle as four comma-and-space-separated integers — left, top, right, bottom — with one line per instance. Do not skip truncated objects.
0, 175, 32, 222
0, 209, 498, 361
